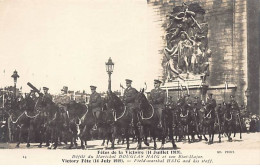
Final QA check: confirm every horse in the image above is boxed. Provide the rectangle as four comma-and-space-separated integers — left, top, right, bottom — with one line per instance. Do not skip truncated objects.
99, 101, 116, 148
106, 91, 134, 149
175, 98, 191, 142
6, 96, 37, 148
189, 106, 203, 142
66, 101, 87, 149
223, 103, 242, 142
33, 96, 63, 149
201, 104, 215, 144
135, 89, 174, 149
164, 99, 179, 148
76, 103, 98, 149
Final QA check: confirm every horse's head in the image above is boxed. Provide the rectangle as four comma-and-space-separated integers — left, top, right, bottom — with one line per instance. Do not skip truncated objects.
106, 91, 123, 110
135, 88, 149, 111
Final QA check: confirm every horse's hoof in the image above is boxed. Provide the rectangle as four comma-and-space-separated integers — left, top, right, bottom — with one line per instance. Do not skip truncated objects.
136, 144, 141, 150
205, 138, 208, 142
81, 145, 85, 150
154, 145, 157, 150
68, 145, 73, 149
15, 145, 20, 148
144, 141, 150, 146
26, 144, 30, 148
219, 139, 221, 143
173, 144, 177, 149
159, 145, 164, 150
38, 145, 42, 148
101, 143, 104, 146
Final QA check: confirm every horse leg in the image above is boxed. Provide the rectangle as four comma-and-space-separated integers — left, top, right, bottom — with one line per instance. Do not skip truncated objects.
125, 127, 130, 150
26, 124, 33, 148
153, 136, 157, 150
16, 126, 22, 148
159, 128, 166, 150
211, 125, 215, 144
53, 128, 59, 149
142, 125, 149, 146
135, 125, 142, 150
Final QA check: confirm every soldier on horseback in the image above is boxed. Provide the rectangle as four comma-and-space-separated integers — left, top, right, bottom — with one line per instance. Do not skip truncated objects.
206, 93, 216, 113
89, 85, 102, 130
122, 79, 138, 126
229, 95, 242, 139
149, 80, 166, 129
42, 87, 53, 107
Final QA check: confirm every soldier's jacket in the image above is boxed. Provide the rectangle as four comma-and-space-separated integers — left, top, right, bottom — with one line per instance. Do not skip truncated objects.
150, 88, 165, 106
43, 93, 53, 105
89, 91, 102, 112
123, 87, 138, 105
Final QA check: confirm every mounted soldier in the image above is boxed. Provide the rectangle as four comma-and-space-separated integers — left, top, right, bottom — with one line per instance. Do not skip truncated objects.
206, 93, 216, 114
149, 80, 166, 129
42, 87, 53, 107
229, 95, 242, 139
55, 86, 71, 111
89, 85, 102, 130
123, 79, 138, 127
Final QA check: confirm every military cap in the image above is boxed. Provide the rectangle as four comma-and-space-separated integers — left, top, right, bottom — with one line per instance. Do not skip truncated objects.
43, 87, 49, 91
125, 79, 132, 83
61, 86, 68, 91
90, 85, 97, 90
154, 79, 162, 84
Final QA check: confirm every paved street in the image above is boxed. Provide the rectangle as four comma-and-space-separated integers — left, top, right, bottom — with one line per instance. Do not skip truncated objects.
1, 132, 259, 150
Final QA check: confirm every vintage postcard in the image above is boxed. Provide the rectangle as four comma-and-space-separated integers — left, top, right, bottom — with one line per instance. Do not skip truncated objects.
0, 0, 259, 165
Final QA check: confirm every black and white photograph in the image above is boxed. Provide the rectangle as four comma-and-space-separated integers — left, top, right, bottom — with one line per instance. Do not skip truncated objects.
0, 0, 259, 165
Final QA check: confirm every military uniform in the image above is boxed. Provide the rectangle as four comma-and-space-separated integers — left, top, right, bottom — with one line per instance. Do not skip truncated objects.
122, 79, 138, 127
123, 85, 138, 120
206, 93, 216, 119
229, 95, 240, 125
150, 81, 166, 128
43, 89, 53, 107
89, 91, 102, 113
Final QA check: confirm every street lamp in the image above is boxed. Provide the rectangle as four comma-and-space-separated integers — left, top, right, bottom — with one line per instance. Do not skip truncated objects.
11, 70, 19, 98
105, 57, 114, 91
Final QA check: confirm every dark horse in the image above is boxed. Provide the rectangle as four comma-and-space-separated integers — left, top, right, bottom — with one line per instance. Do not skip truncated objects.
223, 103, 242, 142
106, 91, 136, 149
6, 96, 37, 148
175, 98, 191, 142
34, 96, 63, 149
201, 104, 216, 144
66, 101, 87, 149
76, 103, 97, 149
135, 89, 176, 149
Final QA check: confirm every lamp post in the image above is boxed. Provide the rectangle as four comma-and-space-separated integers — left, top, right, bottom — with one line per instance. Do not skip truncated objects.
105, 57, 114, 92
11, 70, 19, 98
